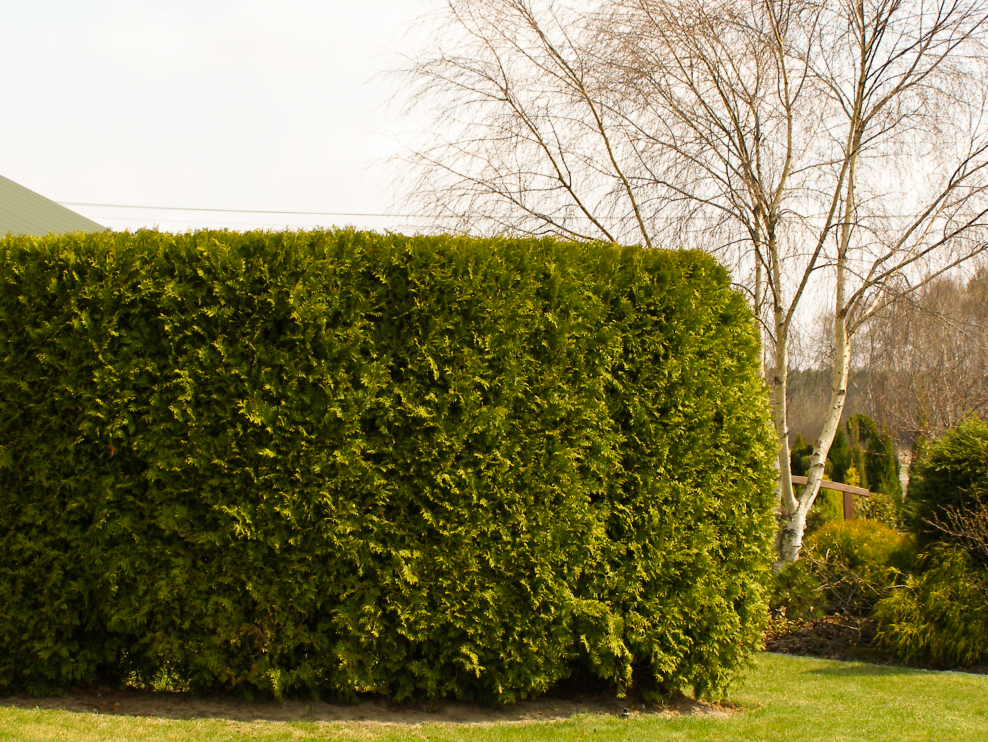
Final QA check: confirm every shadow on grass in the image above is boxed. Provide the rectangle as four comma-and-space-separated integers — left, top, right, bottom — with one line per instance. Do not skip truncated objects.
806, 663, 918, 677
0, 689, 732, 726
801, 659, 988, 679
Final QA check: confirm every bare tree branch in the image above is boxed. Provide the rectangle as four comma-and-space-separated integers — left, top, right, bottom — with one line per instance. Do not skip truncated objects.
393, 0, 988, 560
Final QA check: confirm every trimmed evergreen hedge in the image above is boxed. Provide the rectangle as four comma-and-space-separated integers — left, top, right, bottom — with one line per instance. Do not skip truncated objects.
0, 229, 775, 701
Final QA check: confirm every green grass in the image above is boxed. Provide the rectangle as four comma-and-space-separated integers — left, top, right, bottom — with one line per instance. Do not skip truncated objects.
2, 653, 986, 741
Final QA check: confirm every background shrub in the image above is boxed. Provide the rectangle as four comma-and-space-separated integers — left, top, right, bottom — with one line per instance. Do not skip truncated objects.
791, 415, 903, 533
874, 417, 988, 668
845, 415, 902, 516
0, 229, 776, 701
769, 561, 824, 622
855, 491, 899, 528
874, 545, 988, 667
804, 520, 914, 616
906, 417, 988, 564
771, 520, 914, 620
802, 489, 844, 536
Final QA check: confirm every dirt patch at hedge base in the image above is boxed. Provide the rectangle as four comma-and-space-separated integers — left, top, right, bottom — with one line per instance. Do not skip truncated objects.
0, 689, 733, 726
765, 615, 988, 675
765, 615, 889, 663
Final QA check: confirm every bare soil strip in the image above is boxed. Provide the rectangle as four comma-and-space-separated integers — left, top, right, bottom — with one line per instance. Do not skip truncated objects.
0, 689, 732, 726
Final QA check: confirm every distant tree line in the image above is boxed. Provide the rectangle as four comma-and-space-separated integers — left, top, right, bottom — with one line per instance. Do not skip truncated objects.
789, 268, 988, 451
859, 269, 988, 447
786, 268, 988, 523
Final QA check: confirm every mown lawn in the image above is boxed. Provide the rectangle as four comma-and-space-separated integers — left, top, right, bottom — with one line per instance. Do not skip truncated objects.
2, 653, 985, 742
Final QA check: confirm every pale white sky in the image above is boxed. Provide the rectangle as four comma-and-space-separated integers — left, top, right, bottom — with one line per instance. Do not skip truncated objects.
0, 0, 442, 233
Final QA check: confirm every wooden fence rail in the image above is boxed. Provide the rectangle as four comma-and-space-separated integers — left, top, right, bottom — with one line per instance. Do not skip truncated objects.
790, 475, 870, 521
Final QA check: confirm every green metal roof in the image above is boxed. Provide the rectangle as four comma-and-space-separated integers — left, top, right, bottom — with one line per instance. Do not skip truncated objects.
0, 174, 104, 236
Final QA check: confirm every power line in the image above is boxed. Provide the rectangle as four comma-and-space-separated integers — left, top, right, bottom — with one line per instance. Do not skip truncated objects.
62, 201, 718, 221
60, 200, 967, 223
58, 202, 435, 219
60, 201, 648, 225
93, 216, 378, 228
60, 201, 706, 225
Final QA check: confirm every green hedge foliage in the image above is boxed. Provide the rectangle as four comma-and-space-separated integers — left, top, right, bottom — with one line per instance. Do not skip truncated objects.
874, 545, 988, 667
0, 229, 776, 701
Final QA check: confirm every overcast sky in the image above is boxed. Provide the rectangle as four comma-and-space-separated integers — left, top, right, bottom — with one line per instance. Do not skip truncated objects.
0, 0, 442, 233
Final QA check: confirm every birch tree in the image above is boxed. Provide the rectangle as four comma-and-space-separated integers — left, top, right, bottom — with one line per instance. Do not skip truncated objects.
396, 0, 988, 560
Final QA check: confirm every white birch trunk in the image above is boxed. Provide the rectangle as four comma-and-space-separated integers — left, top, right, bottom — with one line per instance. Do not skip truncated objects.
779, 125, 860, 561
779, 316, 853, 561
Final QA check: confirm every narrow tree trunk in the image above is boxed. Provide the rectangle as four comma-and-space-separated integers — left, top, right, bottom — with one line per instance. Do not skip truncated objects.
780, 125, 861, 561
779, 314, 852, 561
773, 317, 797, 516
754, 254, 767, 376
766, 228, 800, 558
774, 315, 804, 561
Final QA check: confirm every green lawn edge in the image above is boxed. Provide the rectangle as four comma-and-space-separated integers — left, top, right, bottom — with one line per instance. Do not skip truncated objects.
2, 653, 986, 742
